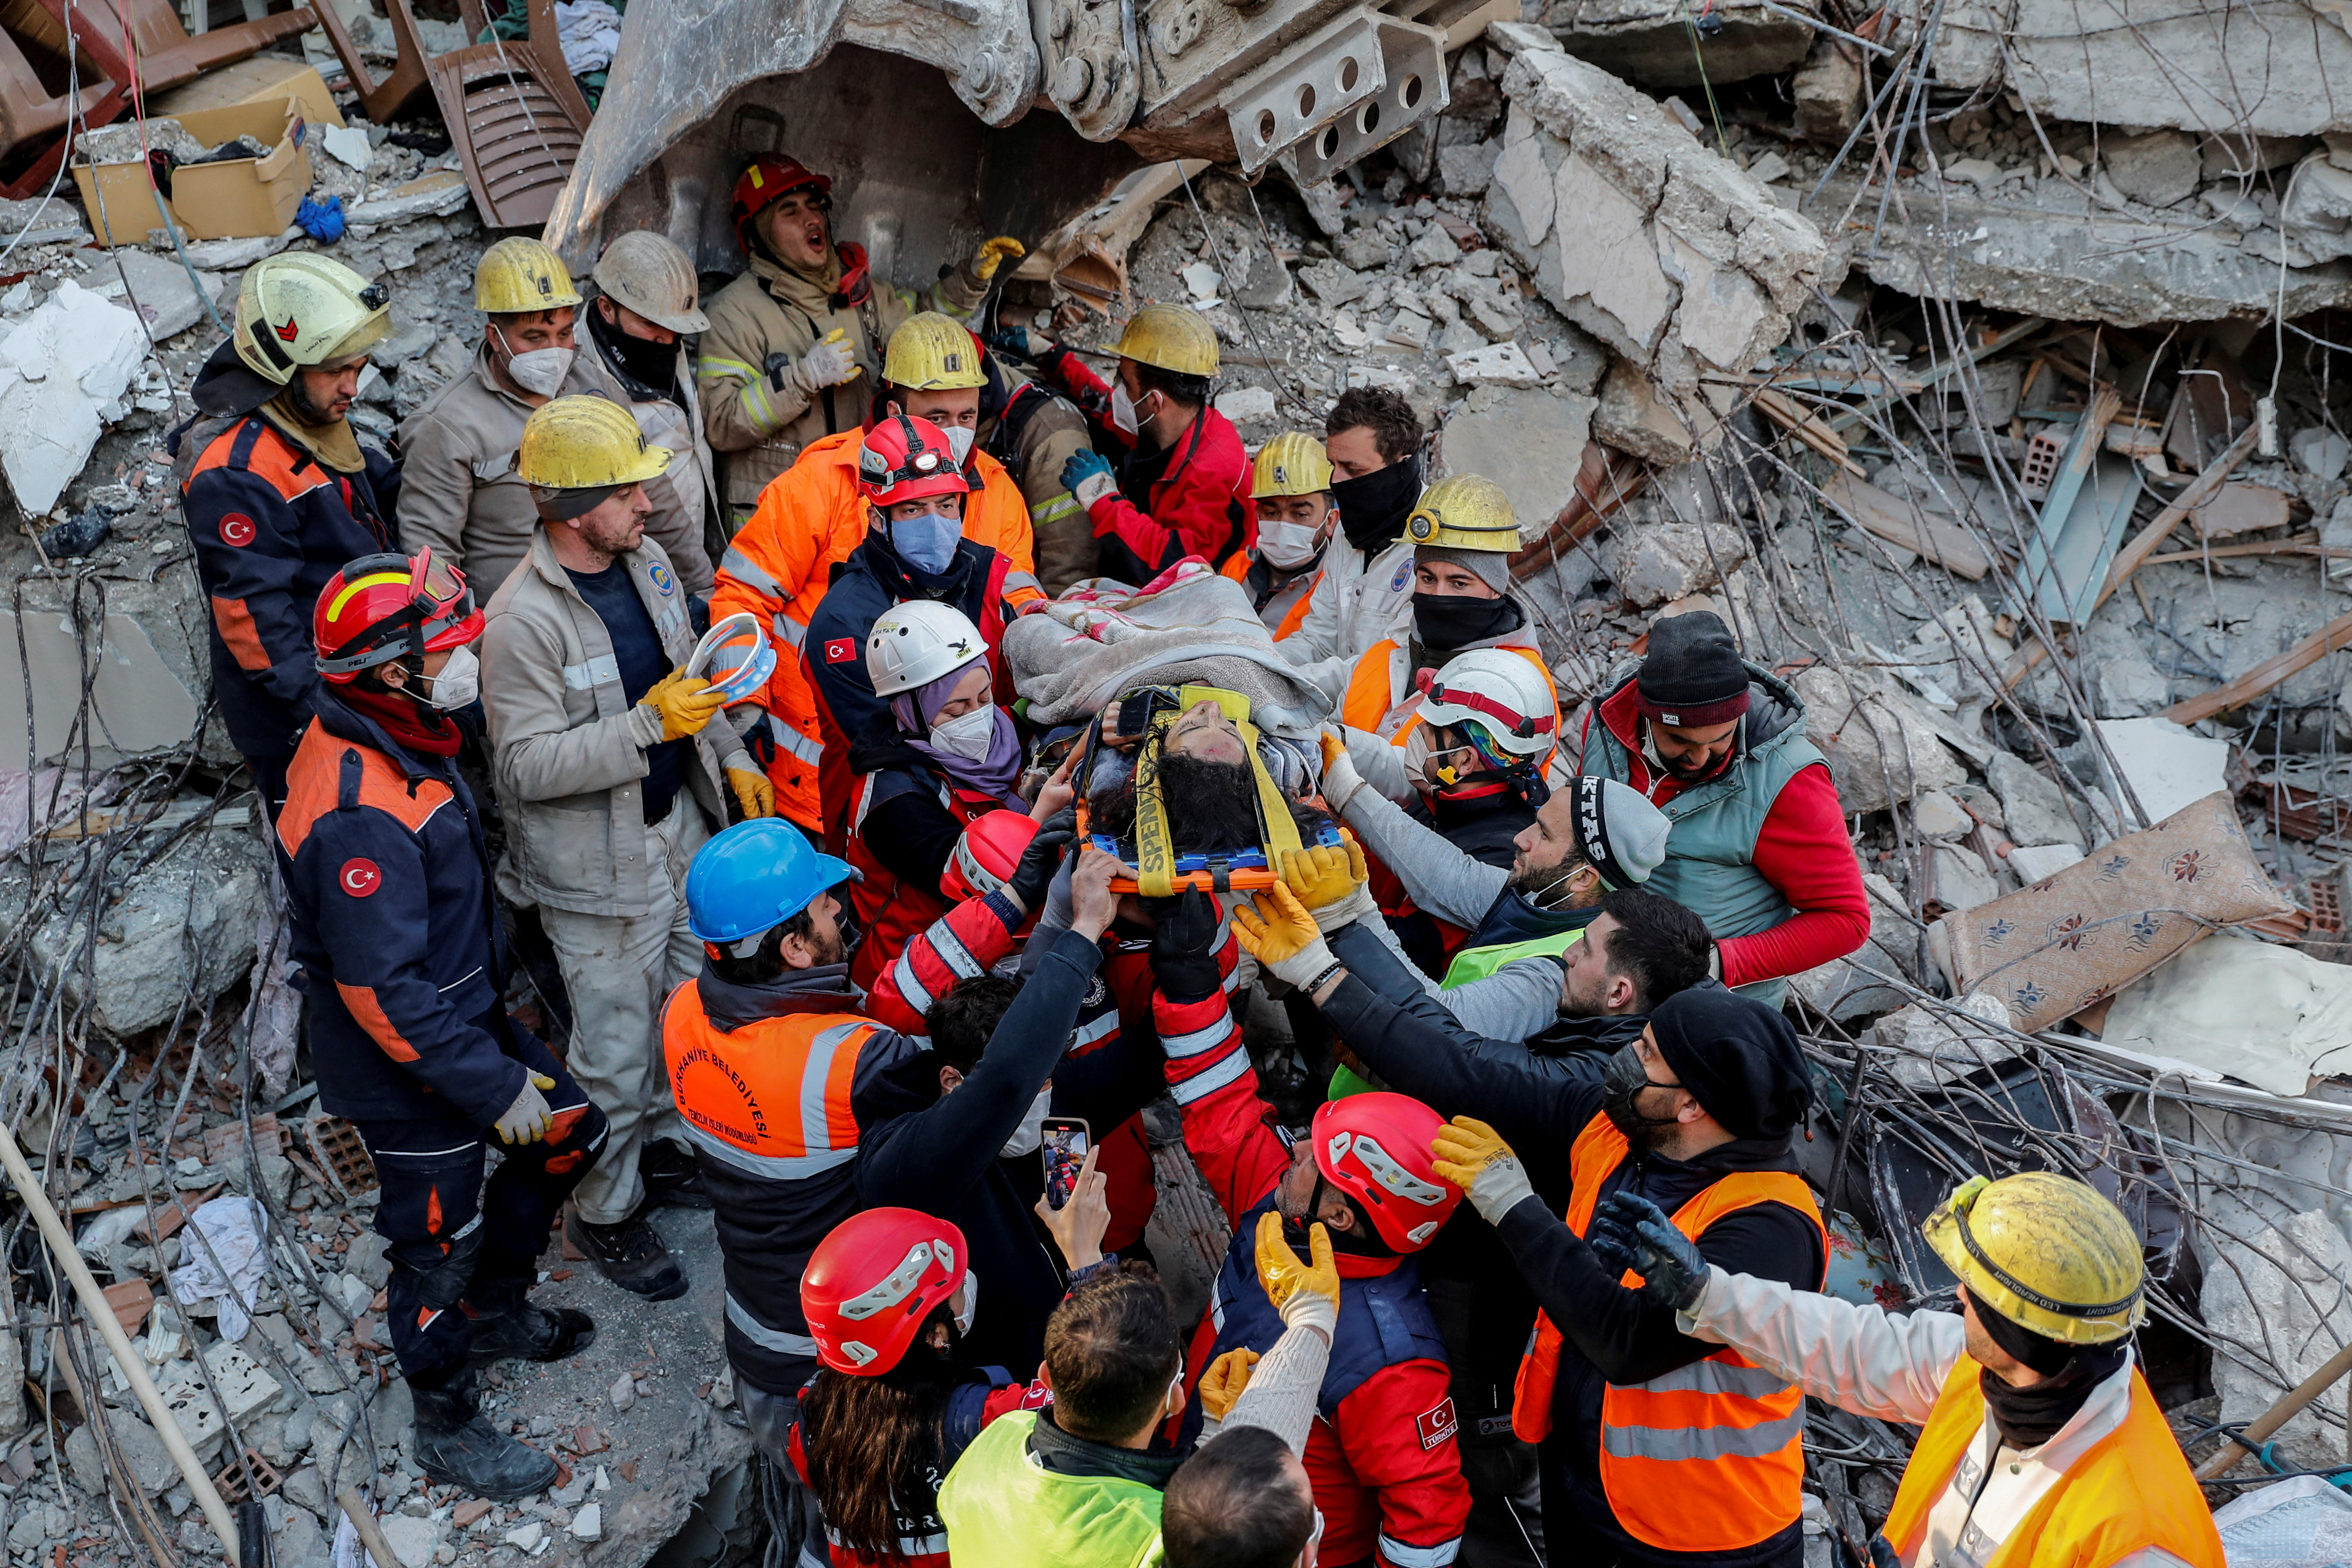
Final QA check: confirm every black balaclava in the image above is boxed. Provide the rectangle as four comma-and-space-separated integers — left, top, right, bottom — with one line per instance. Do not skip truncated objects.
1968, 1286, 2131, 1448
1332, 454, 1421, 555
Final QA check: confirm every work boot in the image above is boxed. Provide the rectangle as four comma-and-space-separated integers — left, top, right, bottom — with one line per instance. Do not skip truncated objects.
466, 1275, 596, 1367
411, 1377, 559, 1501
639, 1139, 712, 1211
566, 1209, 687, 1301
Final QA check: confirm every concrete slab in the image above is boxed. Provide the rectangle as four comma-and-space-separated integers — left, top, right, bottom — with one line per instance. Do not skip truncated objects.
2093, 718, 2229, 827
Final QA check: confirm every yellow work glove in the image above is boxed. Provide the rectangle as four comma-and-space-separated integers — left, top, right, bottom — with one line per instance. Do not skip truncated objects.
1280, 837, 1370, 911
1430, 1115, 1537, 1225
638, 671, 724, 742
726, 765, 775, 820
1255, 1210, 1339, 1337
1318, 726, 1370, 813
1199, 1347, 1259, 1423
972, 236, 1026, 281
1230, 883, 1337, 989
494, 1072, 558, 1145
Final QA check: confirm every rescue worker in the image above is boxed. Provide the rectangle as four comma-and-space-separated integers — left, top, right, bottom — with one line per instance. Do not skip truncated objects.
1319, 739, 1672, 988
1284, 386, 1426, 701
804, 414, 1032, 852
788, 1208, 1076, 1568
278, 551, 605, 1499
176, 253, 398, 819
660, 822, 1121, 1465
1143, 880, 1474, 1568
1219, 431, 1336, 639
1577, 609, 1870, 1004
971, 340, 1096, 593
696, 152, 1024, 513
478, 397, 772, 1302
1001, 303, 1250, 583
401, 238, 711, 599
1416, 985, 1826, 1568
1592, 1173, 2224, 1568
844, 601, 1067, 992
575, 231, 725, 573
1341, 475, 1552, 751
709, 314, 1044, 839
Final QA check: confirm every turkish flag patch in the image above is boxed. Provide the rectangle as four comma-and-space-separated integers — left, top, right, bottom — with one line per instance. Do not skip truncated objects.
219, 513, 256, 547
824, 638, 858, 664
339, 858, 382, 898
1416, 1397, 1459, 1450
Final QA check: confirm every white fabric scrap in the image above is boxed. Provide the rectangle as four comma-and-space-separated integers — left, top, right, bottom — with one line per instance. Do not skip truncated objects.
553, 0, 622, 73
168, 1194, 272, 1342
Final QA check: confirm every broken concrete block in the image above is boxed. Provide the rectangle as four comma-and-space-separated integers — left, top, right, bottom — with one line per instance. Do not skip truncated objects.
2006, 842, 2085, 882
347, 170, 470, 225
2194, 481, 2294, 539
1213, 385, 1277, 424
0, 557, 216, 771
1484, 32, 1832, 386
1608, 521, 1752, 608
1792, 39, 1864, 139
1592, 358, 1695, 465
157, 1341, 281, 1449
570, 1504, 603, 1541
2201, 1206, 2352, 1473
1910, 790, 1973, 840
381, 1516, 443, 1568
1437, 383, 1597, 540
2100, 130, 2201, 208
2292, 426, 2351, 481
1791, 666, 1966, 814
1543, 0, 1820, 87
1987, 750, 2087, 849
1446, 341, 1544, 387
23, 823, 269, 1038
1929, 841, 2002, 913
1298, 259, 1369, 307
1436, 140, 1500, 196
75, 247, 215, 343
1383, 311, 1432, 350
2093, 717, 2229, 828
1408, 223, 1463, 271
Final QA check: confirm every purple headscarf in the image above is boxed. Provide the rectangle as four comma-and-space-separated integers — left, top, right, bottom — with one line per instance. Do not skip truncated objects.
889, 657, 1024, 802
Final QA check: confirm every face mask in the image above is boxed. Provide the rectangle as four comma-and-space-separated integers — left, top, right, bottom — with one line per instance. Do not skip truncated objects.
889, 512, 963, 575
1413, 590, 1520, 653
1513, 856, 1588, 911
497, 328, 575, 397
1599, 1042, 1684, 1146
929, 705, 999, 762
953, 1269, 980, 1339
421, 645, 479, 711
1331, 456, 1421, 554
1257, 517, 1323, 572
1109, 382, 1141, 436
943, 425, 976, 464
1000, 1087, 1051, 1158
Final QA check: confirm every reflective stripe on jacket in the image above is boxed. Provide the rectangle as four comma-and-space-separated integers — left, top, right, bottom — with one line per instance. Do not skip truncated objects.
1512, 1112, 1825, 1553
1884, 1357, 2224, 1568
1340, 636, 1553, 748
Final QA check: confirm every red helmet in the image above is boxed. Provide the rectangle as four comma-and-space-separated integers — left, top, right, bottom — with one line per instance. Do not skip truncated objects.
802, 1209, 968, 1375
314, 550, 482, 684
731, 156, 831, 251
1309, 1093, 1460, 1253
858, 413, 970, 508
942, 809, 1041, 903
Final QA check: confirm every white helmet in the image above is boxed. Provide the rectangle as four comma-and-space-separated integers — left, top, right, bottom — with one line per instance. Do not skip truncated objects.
1420, 649, 1557, 761
867, 601, 987, 697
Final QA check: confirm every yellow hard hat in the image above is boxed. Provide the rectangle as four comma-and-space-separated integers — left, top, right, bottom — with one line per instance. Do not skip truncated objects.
1251, 432, 1333, 498
517, 396, 670, 493
1403, 474, 1521, 552
1924, 1172, 2145, 1346
234, 254, 390, 385
1116, 302, 1219, 378
884, 312, 987, 391
477, 236, 583, 316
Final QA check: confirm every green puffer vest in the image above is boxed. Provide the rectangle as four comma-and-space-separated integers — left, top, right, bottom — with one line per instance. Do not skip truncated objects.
1577, 662, 1825, 1006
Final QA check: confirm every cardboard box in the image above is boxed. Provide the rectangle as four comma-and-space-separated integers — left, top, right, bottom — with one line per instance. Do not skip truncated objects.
147, 57, 346, 131
73, 99, 314, 246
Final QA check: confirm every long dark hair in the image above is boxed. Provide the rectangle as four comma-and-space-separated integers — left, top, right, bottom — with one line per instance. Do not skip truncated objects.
797, 1361, 953, 1561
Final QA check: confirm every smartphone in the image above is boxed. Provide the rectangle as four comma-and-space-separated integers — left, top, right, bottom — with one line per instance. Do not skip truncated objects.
1041, 1117, 1091, 1211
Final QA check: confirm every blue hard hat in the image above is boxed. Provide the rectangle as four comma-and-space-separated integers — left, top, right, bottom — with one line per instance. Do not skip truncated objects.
686, 818, 859, 944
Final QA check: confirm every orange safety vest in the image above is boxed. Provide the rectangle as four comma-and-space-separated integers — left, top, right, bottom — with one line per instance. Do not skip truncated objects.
1881, 1357, 2225, 1568
1218, 549, 1317, 641
710, 431, 1042, 833
1512, 1113, 1826, 1554
662, 984, 882, 1180
1341, 639, 1555, 748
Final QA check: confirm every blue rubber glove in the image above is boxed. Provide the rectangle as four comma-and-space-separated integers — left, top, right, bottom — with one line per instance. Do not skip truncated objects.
989, 325, 1043, 360
1061, 448, 1118, 512
1590, 1190, 1711, 1311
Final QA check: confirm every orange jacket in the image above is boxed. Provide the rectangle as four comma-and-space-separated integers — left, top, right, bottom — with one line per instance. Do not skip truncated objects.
1883, 1357, 2224, 1568
1218, 549, 1317, 641
1514, 1113, 1824, 1555
710, 431, 1041, 831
